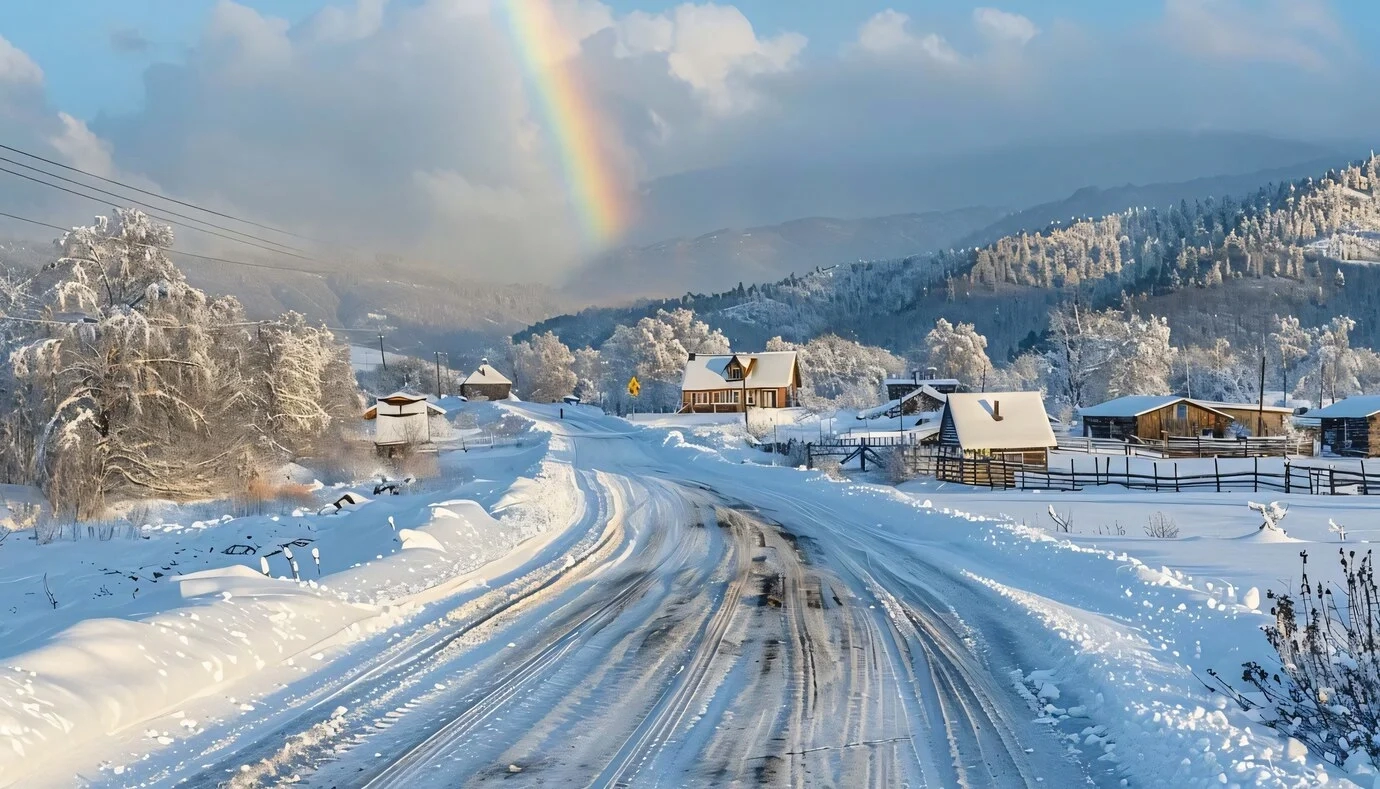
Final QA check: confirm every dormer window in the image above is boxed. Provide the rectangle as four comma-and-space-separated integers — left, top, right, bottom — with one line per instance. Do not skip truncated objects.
727, 362, 743, 381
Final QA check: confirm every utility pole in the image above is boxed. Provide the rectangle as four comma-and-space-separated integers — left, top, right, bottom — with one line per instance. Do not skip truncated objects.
1257, 352, 1266, 437
435, 351, 442, 400
378, 334, 387, 371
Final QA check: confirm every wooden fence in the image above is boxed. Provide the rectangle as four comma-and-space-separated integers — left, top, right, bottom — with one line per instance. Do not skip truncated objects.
1055, 434, 1313, 459
924, 452, 1380, 495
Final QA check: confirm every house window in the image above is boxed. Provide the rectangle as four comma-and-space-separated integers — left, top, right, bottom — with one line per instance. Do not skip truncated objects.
1175, 403, 1188, 420
747, 390, 757, 406
731, 390, 740, 403
712, 391, 722, 404
727, 362, 743, 380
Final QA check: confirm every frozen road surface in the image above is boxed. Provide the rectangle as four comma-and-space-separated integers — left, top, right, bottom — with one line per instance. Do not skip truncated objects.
179, 409, 1099, 787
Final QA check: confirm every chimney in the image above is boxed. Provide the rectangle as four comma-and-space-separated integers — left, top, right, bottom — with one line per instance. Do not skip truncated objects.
991, 400, 1003, 421
688, 352, 696, 361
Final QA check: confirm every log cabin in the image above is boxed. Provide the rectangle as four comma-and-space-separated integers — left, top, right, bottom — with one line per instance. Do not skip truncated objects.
1079, 396, 1232, 441
935, 392, 1056, 485
460, 359, 512, 401
680, 351, 800, 413
1313, 396, 1380, 457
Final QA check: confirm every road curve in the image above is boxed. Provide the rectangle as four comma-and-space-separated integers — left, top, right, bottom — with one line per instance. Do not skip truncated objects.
156, 409, 1100, 788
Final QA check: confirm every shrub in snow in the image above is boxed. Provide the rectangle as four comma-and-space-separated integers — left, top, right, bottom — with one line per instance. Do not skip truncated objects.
1249, 500, 1289, 534
1211, 550, 1380, 767
1047, 506, 1073, 534
1143, 512, 1179, 539
1330, 519, 1348, 541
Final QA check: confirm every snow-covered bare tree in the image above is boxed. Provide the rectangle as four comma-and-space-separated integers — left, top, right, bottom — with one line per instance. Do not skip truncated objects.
1046, 301, 1174, 407
924, 319, 991, 387
511, 331, 576, 402
768, 334, 904, 410
600, 308, 729, 409
2, 209, 359, 518
571, 347, 605, 403
1270, 315, 1312, 402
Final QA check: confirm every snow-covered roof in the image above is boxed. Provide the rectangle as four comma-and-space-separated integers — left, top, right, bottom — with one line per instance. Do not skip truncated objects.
1311, 395, 1380, 419
884, 377, 960, 388
856, 385, 948, 420
463, 363, 511, 386
1194, 400, 1295, 415
363, 394, 446, 419
378, 390, 428, 404
943, 392, 1056, 450
681, 351, 798, 391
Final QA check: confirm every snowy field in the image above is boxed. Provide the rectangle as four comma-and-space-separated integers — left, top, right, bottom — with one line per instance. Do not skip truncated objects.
0, 401, 1373, 787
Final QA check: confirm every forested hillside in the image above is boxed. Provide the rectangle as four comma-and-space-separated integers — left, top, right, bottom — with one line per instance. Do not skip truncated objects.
522, 153, 1380, 359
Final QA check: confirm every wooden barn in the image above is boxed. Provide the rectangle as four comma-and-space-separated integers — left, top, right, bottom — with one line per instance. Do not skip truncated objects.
363, 391, 446, 453
1313, 396, 1380, 457
460, 359, 512, 401
935, 392, 1056, 485
1195, 400, 1296, 436
680, 351, 800, 413
1079, 396, 1232, 441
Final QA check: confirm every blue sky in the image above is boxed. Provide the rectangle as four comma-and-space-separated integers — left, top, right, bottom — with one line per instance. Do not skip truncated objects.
0, 1, 1376, 276
0, 0, 1187, 120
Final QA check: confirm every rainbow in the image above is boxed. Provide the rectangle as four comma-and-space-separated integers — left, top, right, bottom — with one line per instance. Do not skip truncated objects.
499, 0, 630, 246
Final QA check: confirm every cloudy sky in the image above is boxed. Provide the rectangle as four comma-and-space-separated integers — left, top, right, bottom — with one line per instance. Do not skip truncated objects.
0, 0, 1376, 280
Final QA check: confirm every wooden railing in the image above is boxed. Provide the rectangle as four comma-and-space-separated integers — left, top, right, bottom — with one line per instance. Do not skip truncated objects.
1055, 434, 1312, 458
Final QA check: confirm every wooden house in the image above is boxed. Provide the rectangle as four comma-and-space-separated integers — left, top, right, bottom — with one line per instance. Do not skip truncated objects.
936, 392, 1056, 484
680, 351, 800, 413
1313, 396, 1380, 457
1079, 396, 1232, 441
1194, 400, 1296, 436
460, 359, 512, 401
363, 391, 446, 453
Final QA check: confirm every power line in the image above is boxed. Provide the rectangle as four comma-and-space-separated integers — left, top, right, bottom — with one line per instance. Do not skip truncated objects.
0, 210, 330, 276
0, 159, 316, 260
0, 140, 314, 242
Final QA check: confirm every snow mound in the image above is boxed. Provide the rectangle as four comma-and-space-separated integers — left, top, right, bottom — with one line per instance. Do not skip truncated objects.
398, 529, 446, 552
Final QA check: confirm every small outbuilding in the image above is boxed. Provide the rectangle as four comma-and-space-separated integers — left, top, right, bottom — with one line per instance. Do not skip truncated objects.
461, 359, 512, 401
936, 392, 1056, 485
1313, 396, 1380, 457
1078, 395, 1232, 441
364, 391, 446, 452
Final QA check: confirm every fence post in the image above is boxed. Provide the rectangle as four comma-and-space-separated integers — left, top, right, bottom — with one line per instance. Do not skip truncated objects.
1330, 468, 1336, 496
806, 443, 813, 469
1253, 456, 1259, 493
1284, 461, 1291, 494
1153, 462, 1159, 492
1125, 457, 1131, 489
1174, 462, 1180, 493
1363, 459, 1369, 495
1214, 457, 1221, 493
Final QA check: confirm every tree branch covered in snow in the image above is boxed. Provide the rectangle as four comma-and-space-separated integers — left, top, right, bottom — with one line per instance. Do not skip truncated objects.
0, 209, 360, 518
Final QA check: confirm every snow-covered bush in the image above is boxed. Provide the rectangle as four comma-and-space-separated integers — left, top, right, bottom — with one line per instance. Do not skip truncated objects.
511, 331, 576, 402
1144, 512, 1180, 538
1211, 550, 1380, 768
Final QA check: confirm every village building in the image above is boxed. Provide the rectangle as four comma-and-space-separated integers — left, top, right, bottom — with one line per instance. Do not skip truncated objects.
680, 351, 800, 413
935, 392, 1056, 484
1192, 400, 1296, 436
1312, 396, 1380, 457
363, 391, 446, 453
460, 359, 512, 401
1078, 396, 1232, 441
884, 372, 961, 403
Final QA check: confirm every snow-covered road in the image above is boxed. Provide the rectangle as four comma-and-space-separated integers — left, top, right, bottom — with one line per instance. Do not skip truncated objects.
155, 407, 1093, 787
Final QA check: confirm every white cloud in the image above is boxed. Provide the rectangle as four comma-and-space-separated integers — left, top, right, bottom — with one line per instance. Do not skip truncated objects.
618, 4, 805, 113
50, 113, 116, 178
1161, 0, 1348, 71
0, 34, 43, 86
973, 8, 1038, 47
298, 0, 391, 45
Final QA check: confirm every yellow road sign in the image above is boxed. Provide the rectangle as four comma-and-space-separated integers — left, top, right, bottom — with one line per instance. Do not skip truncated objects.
627, 376, 641, 397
